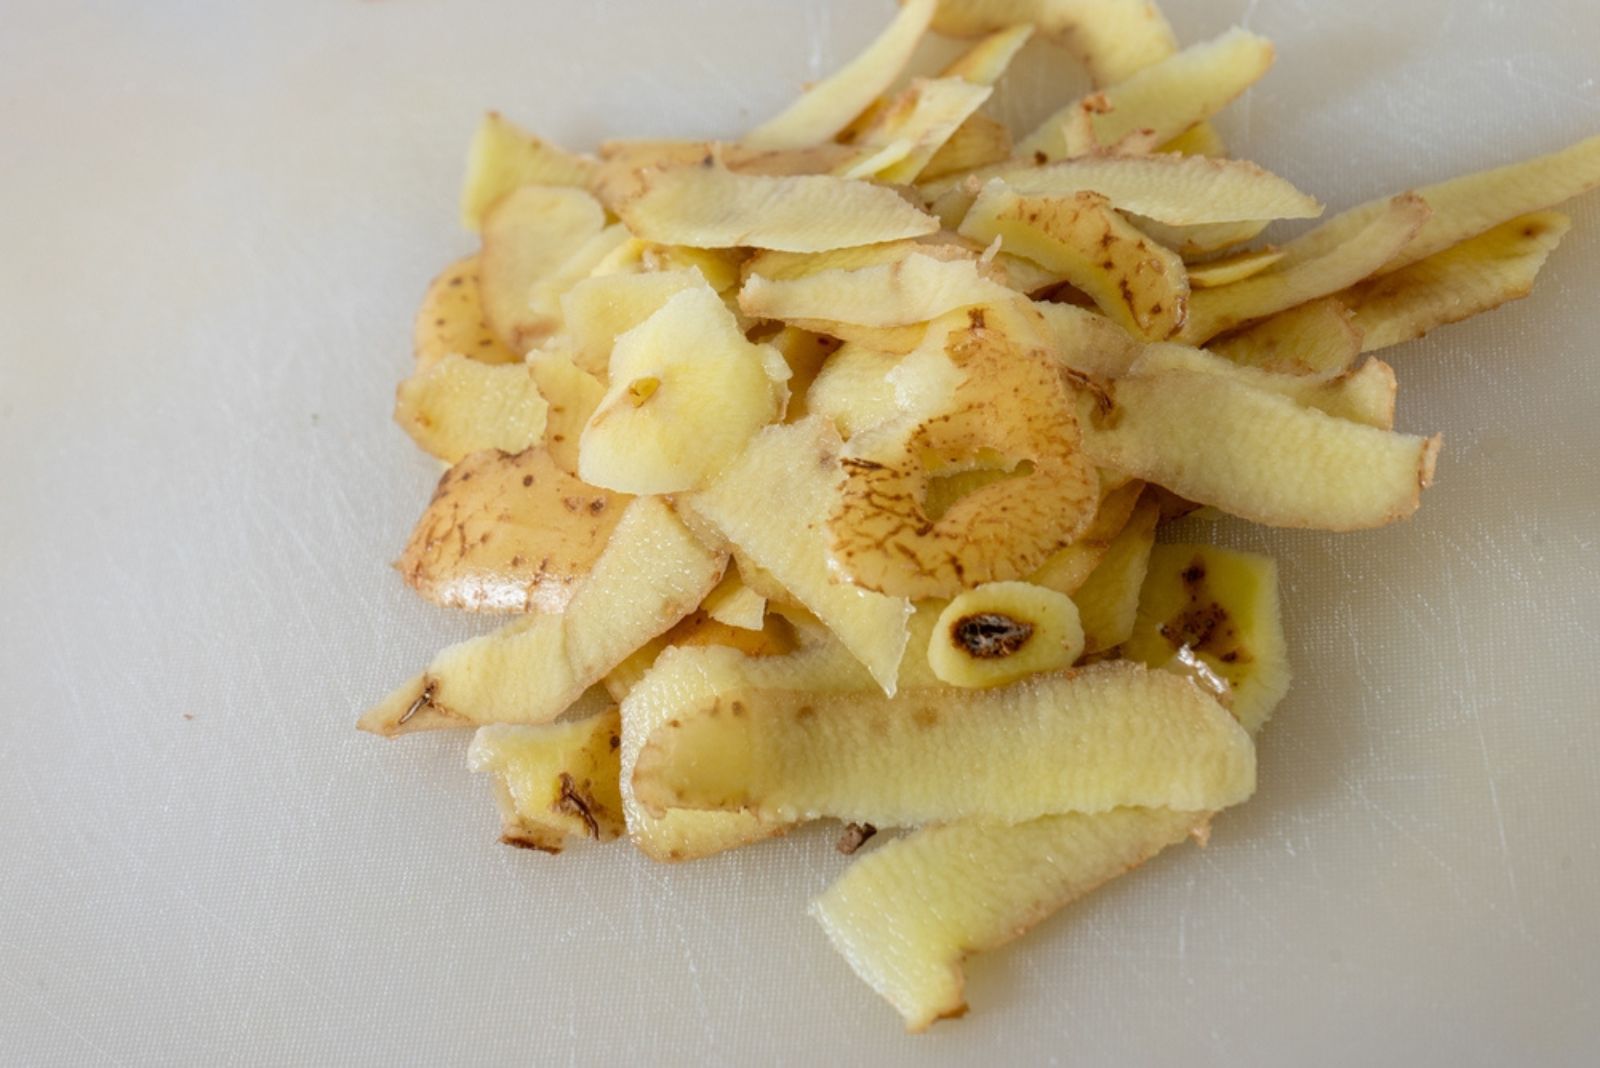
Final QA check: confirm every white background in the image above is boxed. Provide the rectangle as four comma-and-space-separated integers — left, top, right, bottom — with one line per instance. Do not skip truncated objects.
3, 1, 1598, 1064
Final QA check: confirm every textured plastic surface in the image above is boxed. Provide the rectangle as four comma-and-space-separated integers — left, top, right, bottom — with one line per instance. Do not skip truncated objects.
2, 1, 1598, 1064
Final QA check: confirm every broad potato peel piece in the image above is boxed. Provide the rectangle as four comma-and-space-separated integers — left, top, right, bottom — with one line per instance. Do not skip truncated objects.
743, 0, 936, 150
619, 646, 788, 862
479, 185, 607, 352
399, 447, 626, 614
841, 77, 993, 184
631, 659, 1255, 825
394, 354, 549, 464
684, 418, 914, 695
960, 183, 1188, 339
919, 113, 1014, 182
559, 268, 705, 375
812, 805, 1205, 1030
616, 164, 939, 252
469, 709, 624, 852
413, 255, 520, 371
1016, 29, 1274, 163
1208, 296, 1363, 375
1274, 133, 1600, 275
1125, 543, 1291, 736
459, 112, 597, 231
928, 155, 1320, 226
1178, 194, 1430, 344
830, 307, 1100, 598
579, 285, 789, 495
1343, 211, 1571, 353
1082, 369, 1439, 530
359, 497, 725, 736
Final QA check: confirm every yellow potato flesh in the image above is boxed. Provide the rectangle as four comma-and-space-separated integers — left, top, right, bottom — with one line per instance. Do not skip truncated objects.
1129, 343, 1395, 429
811, 805, 1205, 1030
841, 77, 993, 184
393, 354, 549, 464
918, 113, 1015, 182
469, 709, 624, 851
1028, 478, 1145, 596
1207, 296, 1362, 375
740, 253, 1018, 329
479, 185, 607, 352
930, 155, 1319, 226
928, 0, 1178, 86
459, 112, 596, 231
1187, 246, 1286, 288
1178, 194, 1431, 344
579, 285, 788, 495
1275, 132, 1600, 275
616, 164, 939, 252
526, 347, 606, 476
1071, 494, 1159, 653
1125, 543, 1291, 736
684, 418, 914, 695
1343, 211, 1571, 353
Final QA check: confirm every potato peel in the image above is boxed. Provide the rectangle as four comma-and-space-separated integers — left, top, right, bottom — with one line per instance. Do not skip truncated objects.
828, 307, 1099, 599
631, 658, 1255, 825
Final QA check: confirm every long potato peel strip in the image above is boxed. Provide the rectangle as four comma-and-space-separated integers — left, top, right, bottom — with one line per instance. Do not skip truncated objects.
811, 542, 1290, 1031
744, 0, 936, 150
1343, 211, 1571, 352
1179, 194, 1431, 344
1274, 132, 1600, 275
632, 659, 1254, 825
1016, 29, 1274, 163
1081, 368, 1438, 530
616, 164, 938, 252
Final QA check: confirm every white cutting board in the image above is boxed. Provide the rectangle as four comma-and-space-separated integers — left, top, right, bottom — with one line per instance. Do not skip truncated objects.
3, 1, 1598, 1063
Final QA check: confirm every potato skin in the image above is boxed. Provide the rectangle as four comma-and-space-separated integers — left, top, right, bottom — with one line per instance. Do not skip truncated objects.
399, 448, 627, 613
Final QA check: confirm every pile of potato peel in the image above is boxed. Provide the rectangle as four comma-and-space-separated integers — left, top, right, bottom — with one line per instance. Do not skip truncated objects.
362, 0, 1600, 1031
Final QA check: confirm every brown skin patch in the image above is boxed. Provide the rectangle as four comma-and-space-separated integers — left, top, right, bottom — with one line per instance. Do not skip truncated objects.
555, 773, 601, 840
836, 822, 878, 855
1159, 554, 1254, 674
952, 613, 1034, 659
912, 706, 939, 729
500, 834, 561, 855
